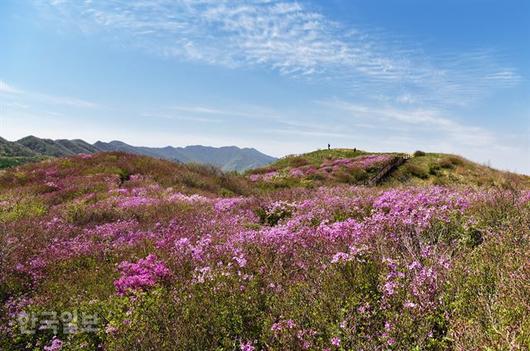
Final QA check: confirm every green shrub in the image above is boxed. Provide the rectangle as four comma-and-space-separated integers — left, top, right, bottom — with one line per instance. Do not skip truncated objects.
288, 156, 309, 168
350, 167, 369, 182
117, 168, 131, 183
405, 164, 429, 179
334, 168, 369, 184
439, 158, 455, 169
429, 163, 441, 175
440, 156, 463, 169
307, 173, 326, 181
334, 171, 355, 184
0, 198, 47, 222
445, 203, 530, 349
256, 202, 293, 226
432, 176, 449, 186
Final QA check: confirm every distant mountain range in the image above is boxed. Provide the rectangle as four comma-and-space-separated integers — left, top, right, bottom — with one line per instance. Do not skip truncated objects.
0, 136, 277, 172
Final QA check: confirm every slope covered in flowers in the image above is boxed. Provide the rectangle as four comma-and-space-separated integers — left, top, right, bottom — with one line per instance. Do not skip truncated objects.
247, 149, 530, 188
0, 152, 529, 350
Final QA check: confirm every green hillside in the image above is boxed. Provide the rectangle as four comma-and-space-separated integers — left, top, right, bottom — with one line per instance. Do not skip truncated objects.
0, 156, 45, 169
0, 137, 37, 157
0, 137, 45, 169
386, 151, 530, 187
17, 135, 75, 157
247, 148, 530, 189
0, 152, 250, 197
1, 150, 528, 351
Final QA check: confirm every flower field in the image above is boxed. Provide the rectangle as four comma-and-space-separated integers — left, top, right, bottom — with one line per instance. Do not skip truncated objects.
0, 152, 529, 350
249, 154, 398, 183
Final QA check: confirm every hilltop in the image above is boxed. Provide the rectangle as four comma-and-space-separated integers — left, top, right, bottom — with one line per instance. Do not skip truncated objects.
0, 152, 250, 198
0, 137, 37, 157
0, 136, 276, 172
1, 148, 527, 197
247, 148, 530, 189
4, 136, 526, 188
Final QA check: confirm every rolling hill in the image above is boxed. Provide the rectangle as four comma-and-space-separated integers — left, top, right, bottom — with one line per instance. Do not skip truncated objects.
16, 135, 76, 157
0, 136, 277, 172
246, 148, 530, 188
2, 137, 527, 188
1, 150, 528, 350
93, 141, 277, 172
0, 137, 38, 157
0, 137, 43, 169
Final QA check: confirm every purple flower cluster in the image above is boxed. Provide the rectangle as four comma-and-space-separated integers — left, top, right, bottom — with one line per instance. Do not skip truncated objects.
214, 197, 247, 212
3, 153, 528, 350
114, 254, 171, 295
320, 154, 394, 172
255, 154, 397, 181
43, 337, 63, 351
249, 171, 279, 182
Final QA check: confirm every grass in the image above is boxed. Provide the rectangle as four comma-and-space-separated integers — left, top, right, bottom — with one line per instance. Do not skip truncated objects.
0, 151, 529, 350
247, 149, 409, 190
269, 148, 368, 169
0, 156, 46, 170
0, 198, 47, 223
0, 152, 251, 197
248, 149, 530, 190
383, 152, 530, 188
3, 149, 528, 190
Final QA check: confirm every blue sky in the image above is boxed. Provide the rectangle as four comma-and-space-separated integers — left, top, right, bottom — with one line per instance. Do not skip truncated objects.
1, 0, 529, 173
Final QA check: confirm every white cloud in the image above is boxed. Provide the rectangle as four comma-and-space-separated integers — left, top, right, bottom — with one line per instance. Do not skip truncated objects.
141, 112, 221, 123
39, 0, 520, 106
168, 105, 230, 115
396, 94, 416, 105
0, 80, 98, 108
15, 2, 526, 173
165, 103, 283, 120
32, 93, 98, 108
0, 80, 22, 94
143, 99, 499, 153
318, 99, 496, 148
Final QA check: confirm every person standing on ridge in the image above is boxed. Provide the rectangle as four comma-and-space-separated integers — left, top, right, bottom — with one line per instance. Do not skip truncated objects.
328, 143, 331, 150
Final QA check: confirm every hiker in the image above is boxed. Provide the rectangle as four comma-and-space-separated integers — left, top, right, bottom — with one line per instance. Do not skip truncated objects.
328, 143, 330, 150
354, 148, 357, 152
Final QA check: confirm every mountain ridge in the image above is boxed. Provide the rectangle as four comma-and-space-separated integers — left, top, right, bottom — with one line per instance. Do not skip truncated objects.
0, 136, 277, 172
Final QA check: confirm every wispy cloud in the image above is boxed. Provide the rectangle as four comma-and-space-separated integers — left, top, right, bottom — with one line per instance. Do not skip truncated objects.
143, 99, 497, 151
141, 112, 221, 123
0, 80, 22, 94
22, 1, 527, 173
169, 105, 228, 115
165, 103, 283, 120
140, 103, 285, 126
319, 99, 496, 147
39, 0, 520, 106
32, 93, 98, 108
0, 80, 98, 109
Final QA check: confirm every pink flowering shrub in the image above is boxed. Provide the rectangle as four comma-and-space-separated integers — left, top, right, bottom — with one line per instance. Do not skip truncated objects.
267, 154, 398, 185
43, 337, 63, 351
320, 154, 393, 170
249, 171, 279, 182
114, 254, 171, 295
214, 197, 247, 212
0, 153, 528, 350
